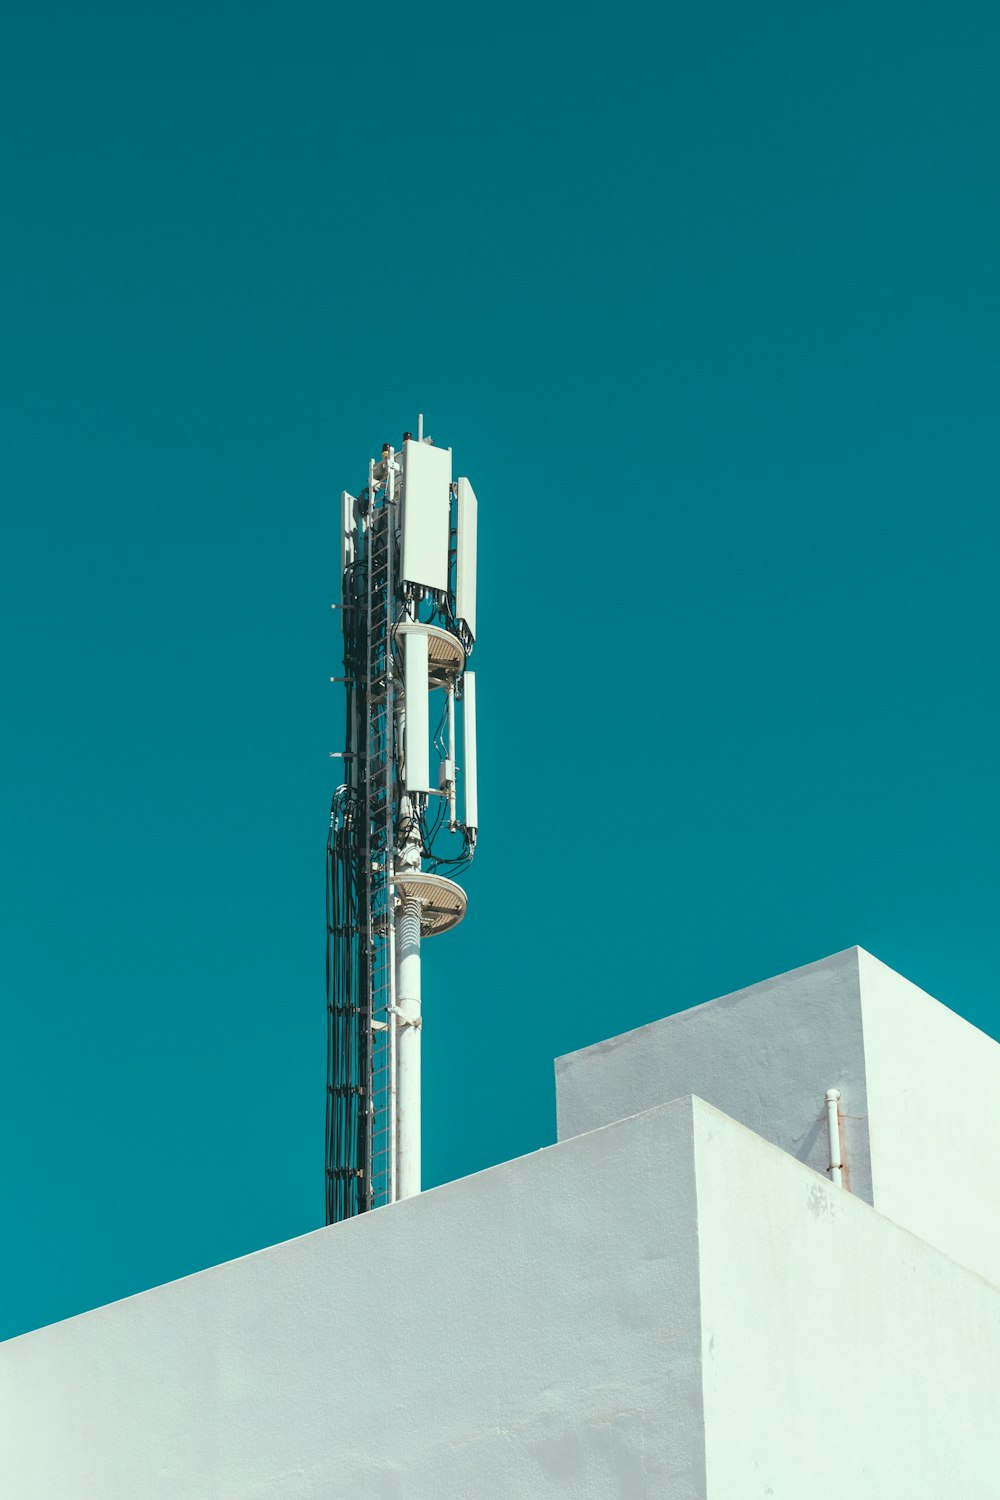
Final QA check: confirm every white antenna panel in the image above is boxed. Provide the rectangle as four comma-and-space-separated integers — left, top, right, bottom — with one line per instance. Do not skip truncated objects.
340, 490, 356, 578
403, 629, 431, 793
463, 671, 478, 831
455, 478, 478, 640
402, 440, 451, 593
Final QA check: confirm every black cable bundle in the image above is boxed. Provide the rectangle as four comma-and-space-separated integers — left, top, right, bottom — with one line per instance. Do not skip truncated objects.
326, 788, 368, 1224
325, 514, 372, 1225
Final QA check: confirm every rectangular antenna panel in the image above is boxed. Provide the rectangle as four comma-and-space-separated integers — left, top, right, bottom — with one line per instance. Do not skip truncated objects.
340, 491, 356, 580
403, 630, 431, 793
401, 440, 451, 593
455, 478, 478, 639
463, 671, 478, 831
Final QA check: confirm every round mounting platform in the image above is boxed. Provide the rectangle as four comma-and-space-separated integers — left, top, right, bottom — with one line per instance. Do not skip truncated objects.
394, 622, 465, 685
393, 870, 467, 937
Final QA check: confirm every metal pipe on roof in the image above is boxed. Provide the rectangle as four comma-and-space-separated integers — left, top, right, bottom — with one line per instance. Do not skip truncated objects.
825, 1089, 843, 1188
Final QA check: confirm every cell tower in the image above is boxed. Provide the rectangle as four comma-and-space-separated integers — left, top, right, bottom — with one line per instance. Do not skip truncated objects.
326, 418, 478, 1222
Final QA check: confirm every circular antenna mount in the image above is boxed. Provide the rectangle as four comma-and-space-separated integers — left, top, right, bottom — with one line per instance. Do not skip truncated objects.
393, 870, 467, 937
394, 622, 465, 686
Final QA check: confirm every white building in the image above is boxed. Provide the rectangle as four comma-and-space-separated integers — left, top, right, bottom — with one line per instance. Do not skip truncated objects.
3, 946, 999, 1497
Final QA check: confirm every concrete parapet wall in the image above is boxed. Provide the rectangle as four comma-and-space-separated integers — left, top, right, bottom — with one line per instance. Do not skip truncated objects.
694, 1097, 1000, 1497
6, 945, 1000, 1496
556, 947, 1000, 1287
0, 1099, 706, 1500
4, 1089, 999, 1496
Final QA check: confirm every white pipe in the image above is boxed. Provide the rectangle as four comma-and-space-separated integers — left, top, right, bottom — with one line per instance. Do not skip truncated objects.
395, 897, 422, 1200
825, 1089, 843, 1188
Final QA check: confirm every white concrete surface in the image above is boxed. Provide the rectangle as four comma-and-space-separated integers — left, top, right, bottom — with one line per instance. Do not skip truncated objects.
694, 1098, 1000, 1497
6, 1090, 1000, 1498
556, 946, 1000, 1286
0, 1099, 707, 1500
556, 948, 873, 1200
857, 948, 1000, 1291
6, 948, 1000, 1497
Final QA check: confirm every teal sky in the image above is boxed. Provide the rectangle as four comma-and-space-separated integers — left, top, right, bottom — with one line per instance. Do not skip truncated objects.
1, 3, 998, 1340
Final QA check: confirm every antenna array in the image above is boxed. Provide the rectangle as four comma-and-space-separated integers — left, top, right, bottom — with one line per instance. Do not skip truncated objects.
327, 424, 479, 1221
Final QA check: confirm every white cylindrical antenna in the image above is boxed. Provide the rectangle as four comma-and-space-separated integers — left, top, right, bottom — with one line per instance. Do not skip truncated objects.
463, 672, 478, 833
417, 412, 424, 441
395, 896, 422, 1200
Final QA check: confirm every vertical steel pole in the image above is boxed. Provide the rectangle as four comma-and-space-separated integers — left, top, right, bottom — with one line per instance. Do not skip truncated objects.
395, 896, 422, 1200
